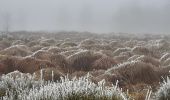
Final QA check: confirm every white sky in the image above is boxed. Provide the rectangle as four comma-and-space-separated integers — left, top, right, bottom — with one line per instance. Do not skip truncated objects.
0, 0, 170, 33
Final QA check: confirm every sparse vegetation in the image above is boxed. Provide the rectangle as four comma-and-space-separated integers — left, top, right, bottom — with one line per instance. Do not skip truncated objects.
0, 32, 170, 99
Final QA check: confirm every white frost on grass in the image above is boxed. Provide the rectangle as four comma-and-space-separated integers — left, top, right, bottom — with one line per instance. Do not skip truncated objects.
0, 71, 128, 100
156, 77, 170, 100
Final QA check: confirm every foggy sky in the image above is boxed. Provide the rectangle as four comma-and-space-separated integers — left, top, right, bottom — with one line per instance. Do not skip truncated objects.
0, 0, 170, 33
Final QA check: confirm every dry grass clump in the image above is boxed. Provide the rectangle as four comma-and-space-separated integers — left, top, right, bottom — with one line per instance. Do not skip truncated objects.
123, 40, 138, 48
47, 46, 66, 54
155, 39, 170, 51
60, 50, 79, 57
59, 42, 77, 48
40, 39, 56, 44
33, 68, 64, 81
147, 46, 162, 58
40, 46, 50, 50
160, 53, 170, 63
0, 45, 32, 57
12, 40, 25, 45
0, 63, 8, 75
100, 39, 110, 44
30, 45, 43, 52
98, 50, 114, 57
55, 40, 65, 46
27, 40, 39, 47
132, 46, 149, 54
0, 44, 7, 51
127, 55, 141, 61
136, 41, 147, 47
16, 57, 55, 73
63, 38, 71, 42
114, 55, 129, 63
132, 46, 155, 57
109, 40, 123, 48
67, 50, 103, 72
135, 55, 160, 67
119, 51, 133, 58
0, 39, 11, 50
154, 66, 170, 78
49, 54, 68, 69
106, 61, 159, 85
64, 46, 79, 51
96, 73, 123, 86
79, 38, 100, 46
128, 86, 149, 100
78, 44, 93, 50
71, 71, 88, 78
92, 56, 118, 70
89, 69, 105, 77
0, 56, 21, 73
97, 44, 113, 51
113, 48, 131, 56
31, 50, 68, 69
39, 41, 51, 47
79, 44, 113, 51
162, 58, 170, 66
31, 50, 52, 60
124, 40, 146, 47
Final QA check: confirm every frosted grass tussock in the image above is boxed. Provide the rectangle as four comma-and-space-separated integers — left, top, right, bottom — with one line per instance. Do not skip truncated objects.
160, 53, 170, 62
47, 46, 66, 54
115, 60, 139, 68
105, 60, 138, 73
113, 48, 131, 56
135, 55, 160, 67
131, 46, 152, 56
79, 38, 99, 46
26, 75, 128, 100
0, 45, 32, 57
67, 50, 102, 71
0, 71, 38, 89
0, 71, 128, 100
92, 56, 117, 70
0, 71, 41, 99
127, 55, 140, 61
156, 77, 170, 100
67, 49, 89, 57
106, 60, 159, 84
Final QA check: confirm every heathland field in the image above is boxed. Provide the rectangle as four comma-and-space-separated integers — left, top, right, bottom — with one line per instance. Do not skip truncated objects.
0, 32, 170, 100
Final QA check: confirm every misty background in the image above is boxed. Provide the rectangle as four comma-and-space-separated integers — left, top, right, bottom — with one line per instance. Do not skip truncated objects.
0, 0, 170, 33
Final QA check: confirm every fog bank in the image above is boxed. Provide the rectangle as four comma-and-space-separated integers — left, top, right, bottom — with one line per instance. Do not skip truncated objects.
0, 0, 170, 33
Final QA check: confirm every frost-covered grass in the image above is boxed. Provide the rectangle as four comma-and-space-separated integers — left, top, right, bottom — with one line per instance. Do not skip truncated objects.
0, 71, 129, 100
0, 71, 41, 100
156, 77, 170, 100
